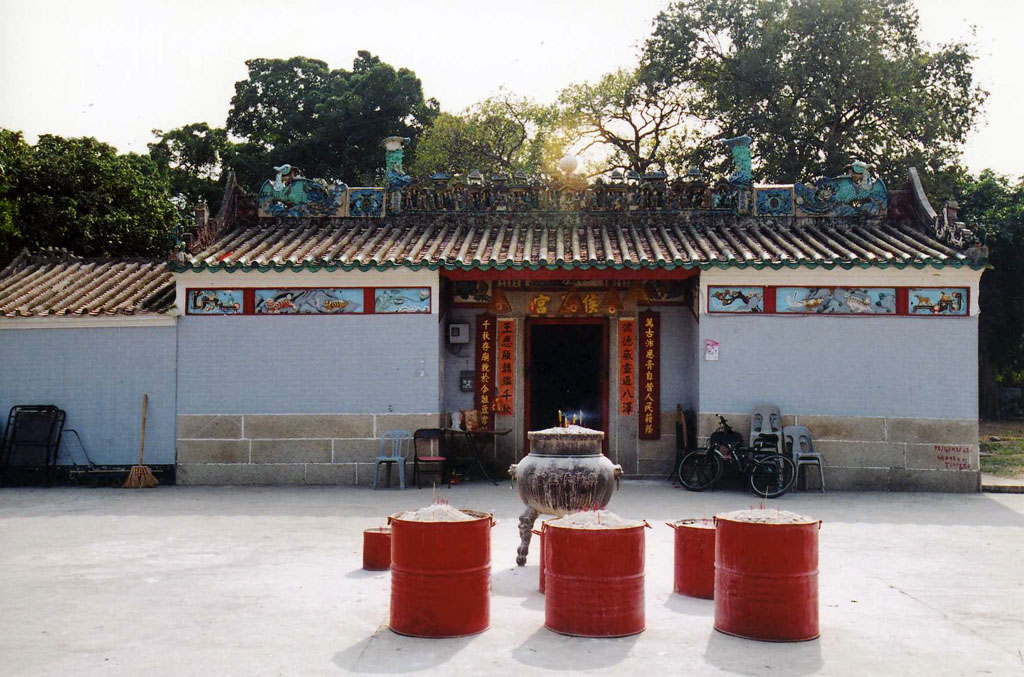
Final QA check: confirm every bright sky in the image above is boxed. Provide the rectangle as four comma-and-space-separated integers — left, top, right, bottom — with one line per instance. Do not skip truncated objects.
1, 0, 1022, 177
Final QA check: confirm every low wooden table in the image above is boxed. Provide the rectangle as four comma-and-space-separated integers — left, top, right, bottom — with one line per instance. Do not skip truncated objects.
442, 428, 512, 486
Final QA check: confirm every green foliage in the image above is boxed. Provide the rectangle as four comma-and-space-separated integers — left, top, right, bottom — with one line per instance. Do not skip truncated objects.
0, 130, 29, 259
642, 0, 987, 184
0, 131, 178, 263
957, 171, 1024, 383
149, 122, 228, 212
558, 69, 696, 176
225, 52, 436, 188
409, 93, 561, 177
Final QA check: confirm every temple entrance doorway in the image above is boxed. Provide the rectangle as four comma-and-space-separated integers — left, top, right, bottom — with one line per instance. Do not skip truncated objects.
525, 318, 608, 451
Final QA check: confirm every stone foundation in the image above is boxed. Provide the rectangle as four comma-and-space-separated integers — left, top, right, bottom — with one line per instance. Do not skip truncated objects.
696, 413, 980, 492
176, 413, 441, 486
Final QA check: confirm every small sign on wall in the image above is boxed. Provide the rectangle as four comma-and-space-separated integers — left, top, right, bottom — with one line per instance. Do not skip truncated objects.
705, 339, 720, 361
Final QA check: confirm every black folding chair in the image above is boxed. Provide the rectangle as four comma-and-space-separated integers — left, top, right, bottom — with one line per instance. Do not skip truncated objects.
0, 405, 66, 485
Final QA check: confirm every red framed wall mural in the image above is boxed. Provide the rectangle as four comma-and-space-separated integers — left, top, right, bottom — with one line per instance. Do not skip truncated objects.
185, 287, 431, 316
707, 286, 970, 317
639, 310, 660, 440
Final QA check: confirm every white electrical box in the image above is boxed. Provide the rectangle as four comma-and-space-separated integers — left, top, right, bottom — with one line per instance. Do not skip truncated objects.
448, 323, 470, 344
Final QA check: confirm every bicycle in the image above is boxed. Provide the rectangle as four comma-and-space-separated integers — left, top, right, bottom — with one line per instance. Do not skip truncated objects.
677, 415, 796, 498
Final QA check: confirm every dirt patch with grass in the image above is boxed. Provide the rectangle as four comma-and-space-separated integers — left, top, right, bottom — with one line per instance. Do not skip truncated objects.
979, 421, 1024, 478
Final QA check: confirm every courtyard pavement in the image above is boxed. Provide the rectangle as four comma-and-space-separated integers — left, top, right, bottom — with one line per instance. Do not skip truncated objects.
0, 481, 1022, 676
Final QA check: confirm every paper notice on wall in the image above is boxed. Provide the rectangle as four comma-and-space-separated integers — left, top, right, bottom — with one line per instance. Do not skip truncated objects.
705, 339, 720, 361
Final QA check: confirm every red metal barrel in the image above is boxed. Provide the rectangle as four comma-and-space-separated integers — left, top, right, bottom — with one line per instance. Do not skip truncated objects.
714, 512, 820, 641
389, 510, 493, 637
362, 527, 391, 571
532, 527, 546, 593
668, 519, 715, 599
544, 522, 646, 637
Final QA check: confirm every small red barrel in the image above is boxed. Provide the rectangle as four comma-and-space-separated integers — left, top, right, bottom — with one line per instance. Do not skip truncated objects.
363, 527, 391, 570
544, 519, 646, 637
668, 519, 715, 599
714, 510, 820, 642
389, 509, 493, 637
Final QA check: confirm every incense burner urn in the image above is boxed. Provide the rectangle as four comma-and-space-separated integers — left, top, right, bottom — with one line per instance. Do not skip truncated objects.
508, 426, 623, 565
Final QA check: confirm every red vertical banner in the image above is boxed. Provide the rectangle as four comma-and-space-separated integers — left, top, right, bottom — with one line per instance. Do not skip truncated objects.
639, 310, 660, 439
618, 318, 636, 416
495, 319, 516, 415
475, 314, 495, 429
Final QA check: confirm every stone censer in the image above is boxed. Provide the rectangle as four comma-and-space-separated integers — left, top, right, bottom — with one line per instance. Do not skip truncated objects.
508, 425, 623, 565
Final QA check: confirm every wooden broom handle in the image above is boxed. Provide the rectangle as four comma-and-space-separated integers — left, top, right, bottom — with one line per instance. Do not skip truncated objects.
138, 394, 148, 465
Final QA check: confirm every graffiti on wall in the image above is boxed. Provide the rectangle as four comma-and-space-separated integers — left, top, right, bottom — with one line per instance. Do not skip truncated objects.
776, 287, 896, 314
254, 288, 363, 314
933, 445, 972, 471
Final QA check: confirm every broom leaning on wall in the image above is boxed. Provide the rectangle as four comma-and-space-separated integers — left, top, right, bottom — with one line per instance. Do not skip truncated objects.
123, 394, 159, 488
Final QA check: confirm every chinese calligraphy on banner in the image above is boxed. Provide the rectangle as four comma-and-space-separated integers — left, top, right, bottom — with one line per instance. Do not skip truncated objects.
475, 314, 496, 429
618, 318, 636, 416
639, 310, 660, 439
494, 319, 516, 415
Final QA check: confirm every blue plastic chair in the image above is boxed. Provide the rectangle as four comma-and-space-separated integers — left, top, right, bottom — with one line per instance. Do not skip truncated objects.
373, 429, 413, 489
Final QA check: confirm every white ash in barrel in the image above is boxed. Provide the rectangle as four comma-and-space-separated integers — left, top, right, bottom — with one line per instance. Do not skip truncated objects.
717, 509, 816, 525
396, 504, 475, 522
548, 510, 642, 529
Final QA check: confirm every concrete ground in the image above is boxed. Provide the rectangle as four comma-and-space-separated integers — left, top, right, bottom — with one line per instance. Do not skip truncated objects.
1, 482, 1022, 676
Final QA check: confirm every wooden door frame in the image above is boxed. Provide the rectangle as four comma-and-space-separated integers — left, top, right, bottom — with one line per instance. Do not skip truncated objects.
523, 317, 609, 454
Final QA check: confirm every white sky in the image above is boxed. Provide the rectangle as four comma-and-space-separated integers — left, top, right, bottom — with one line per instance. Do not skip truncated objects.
1, 0, 1022, 177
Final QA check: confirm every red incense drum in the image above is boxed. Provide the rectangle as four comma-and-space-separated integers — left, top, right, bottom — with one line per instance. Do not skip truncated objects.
714, 510, 820, 641
668, 519, 715, 599
544, 520, 646, 637
389, 510, 494, 638
362, 527, 391, 571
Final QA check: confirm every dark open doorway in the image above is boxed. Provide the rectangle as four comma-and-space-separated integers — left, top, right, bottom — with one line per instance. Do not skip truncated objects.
525, 318, 608, 447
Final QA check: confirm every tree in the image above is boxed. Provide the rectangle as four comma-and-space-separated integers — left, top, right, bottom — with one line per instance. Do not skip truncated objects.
558, 69, 696, 176
642, 0, 986, 185
409, 93, 561, 177
955, 171, 1024, 413
225, 52, 436, 188
0, 129, 29, 259
0, 131, 178, 262
149, 122, 229, 212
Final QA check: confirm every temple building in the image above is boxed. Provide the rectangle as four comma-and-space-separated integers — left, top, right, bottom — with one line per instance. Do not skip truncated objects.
0, 136, 987, 490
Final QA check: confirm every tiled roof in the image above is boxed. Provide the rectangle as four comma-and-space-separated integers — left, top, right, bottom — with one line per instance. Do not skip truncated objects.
0, 250, 175, 317
176, 212, 984, 273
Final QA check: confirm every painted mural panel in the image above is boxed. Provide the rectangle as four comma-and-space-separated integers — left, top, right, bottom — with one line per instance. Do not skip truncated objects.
452, 280, 493, 307
374, 288, 431, 314
254, 288, 363, 315
777, 287, 896, 314
708, 286, 764, 313
908, 288, 969, 316
187, 289, 244, 315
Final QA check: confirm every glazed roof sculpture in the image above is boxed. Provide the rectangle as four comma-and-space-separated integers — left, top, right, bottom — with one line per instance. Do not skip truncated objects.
171, 136, 987, 274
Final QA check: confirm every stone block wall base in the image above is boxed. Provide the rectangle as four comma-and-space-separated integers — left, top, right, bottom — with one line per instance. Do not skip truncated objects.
696, 412, 980, 493
176, 413, 440, 486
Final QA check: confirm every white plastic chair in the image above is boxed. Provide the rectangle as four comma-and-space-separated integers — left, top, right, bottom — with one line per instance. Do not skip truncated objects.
750, 404, 784, 455
783, 425, 825, 493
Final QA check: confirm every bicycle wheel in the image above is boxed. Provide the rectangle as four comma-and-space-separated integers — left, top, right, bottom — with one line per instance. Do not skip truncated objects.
748, 454, 796, 498
677, 450, 723, 491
